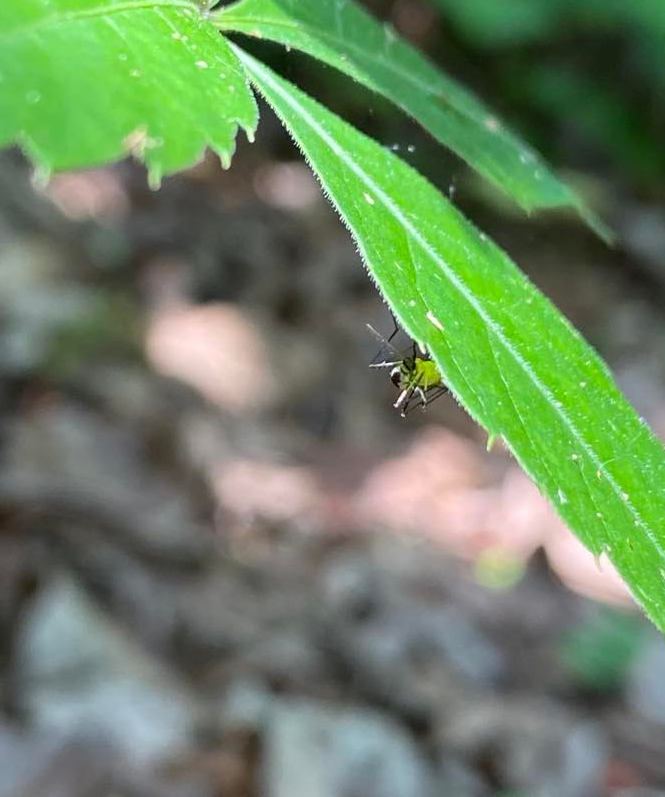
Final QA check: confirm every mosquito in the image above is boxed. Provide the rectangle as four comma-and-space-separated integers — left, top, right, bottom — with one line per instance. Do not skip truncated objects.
367, 321, 448, 417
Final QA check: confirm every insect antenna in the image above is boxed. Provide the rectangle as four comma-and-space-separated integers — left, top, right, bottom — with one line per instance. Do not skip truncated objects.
366, 323, 400, 353
366, 323, 404, 368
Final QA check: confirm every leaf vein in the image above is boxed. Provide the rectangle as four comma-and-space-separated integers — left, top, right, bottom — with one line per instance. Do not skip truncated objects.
236, 46, 664, 559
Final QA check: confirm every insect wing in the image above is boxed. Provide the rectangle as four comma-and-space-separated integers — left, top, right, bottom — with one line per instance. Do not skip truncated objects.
403, 384, 449, 415
366, 323, 404, 368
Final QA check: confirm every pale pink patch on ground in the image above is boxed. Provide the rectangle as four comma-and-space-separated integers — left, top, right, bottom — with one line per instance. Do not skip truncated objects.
214, 459, 323, 525
647, 402, 665, 441
392, 0, 440, 45
486, 468, 559, 558
353, 427, 489, 553
45, 169, 129, 222
145, 302, 274, 414
543, 522, 633, 606
353, 427, 634, 606
359, 427, 483, 495
355, 439, 545, 560
253, 161, 321, 210
423, 488, 504, 558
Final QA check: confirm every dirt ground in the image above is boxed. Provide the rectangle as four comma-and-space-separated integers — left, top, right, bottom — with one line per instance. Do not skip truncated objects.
2, 72, 665, 796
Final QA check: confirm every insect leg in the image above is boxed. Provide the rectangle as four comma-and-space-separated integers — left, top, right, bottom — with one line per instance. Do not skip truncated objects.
393, 387, 409, 412
387, 316, 400, 344
368, 360, 402, 369
404, 384, 449, 415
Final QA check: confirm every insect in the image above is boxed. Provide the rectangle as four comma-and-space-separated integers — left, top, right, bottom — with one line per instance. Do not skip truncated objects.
367, 322, 448, 417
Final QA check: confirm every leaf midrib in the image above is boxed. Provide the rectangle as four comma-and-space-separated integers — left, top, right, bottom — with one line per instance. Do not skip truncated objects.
216, 11, 495, 127
236, 45, 664, 562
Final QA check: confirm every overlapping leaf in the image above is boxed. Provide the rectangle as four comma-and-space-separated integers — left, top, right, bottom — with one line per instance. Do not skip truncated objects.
234, 45, 665, 630
215, 0, 606, 235
0, 0, 258, 182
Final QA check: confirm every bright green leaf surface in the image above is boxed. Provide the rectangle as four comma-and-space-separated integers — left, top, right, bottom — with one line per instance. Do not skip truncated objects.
215, 0, 606, 236
235, 45, 665, 631
0, 0, 258, 183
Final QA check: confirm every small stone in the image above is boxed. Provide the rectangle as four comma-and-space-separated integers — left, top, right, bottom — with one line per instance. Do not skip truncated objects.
262, 699, 436, 797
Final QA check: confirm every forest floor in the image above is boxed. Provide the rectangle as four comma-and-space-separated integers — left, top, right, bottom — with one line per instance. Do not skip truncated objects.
2, 142, 665, 797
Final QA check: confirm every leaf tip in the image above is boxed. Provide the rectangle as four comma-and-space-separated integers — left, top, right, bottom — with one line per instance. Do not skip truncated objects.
30, 162, 51, 190
148, 166, 163, 191
578, 202, 615, 246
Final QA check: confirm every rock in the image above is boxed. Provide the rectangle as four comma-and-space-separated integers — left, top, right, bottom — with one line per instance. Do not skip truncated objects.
14, 575, 204, 767
621, 204, 665, 281
441, 697, 608, 797
217, 678, 273, 734
4, 401, 210, 564
261, 698, 436, 797
0, 235, 123, 378
612, 791, 665, 797
320, 549, 504, 721
435, 755, 490, 797
0, 722, 64, 797
236, 628, 332, 692
0, 723, 210, 797
626, 634, 665, 725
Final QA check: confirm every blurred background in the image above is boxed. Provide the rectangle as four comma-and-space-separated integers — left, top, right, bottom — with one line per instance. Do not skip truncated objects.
2, 0, 665, 794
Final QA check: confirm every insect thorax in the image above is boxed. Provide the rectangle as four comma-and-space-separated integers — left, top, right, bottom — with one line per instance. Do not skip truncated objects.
393, 357, 442, 390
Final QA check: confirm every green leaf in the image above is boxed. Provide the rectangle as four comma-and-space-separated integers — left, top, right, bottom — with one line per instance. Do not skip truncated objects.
0, 0, 258, 184
516, 64, 665, 184
234, 45, 665, 631
428, 0, 566, 46
429, 0, 665, 47
214, 0, 607, 237
561, 607, 646, 691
